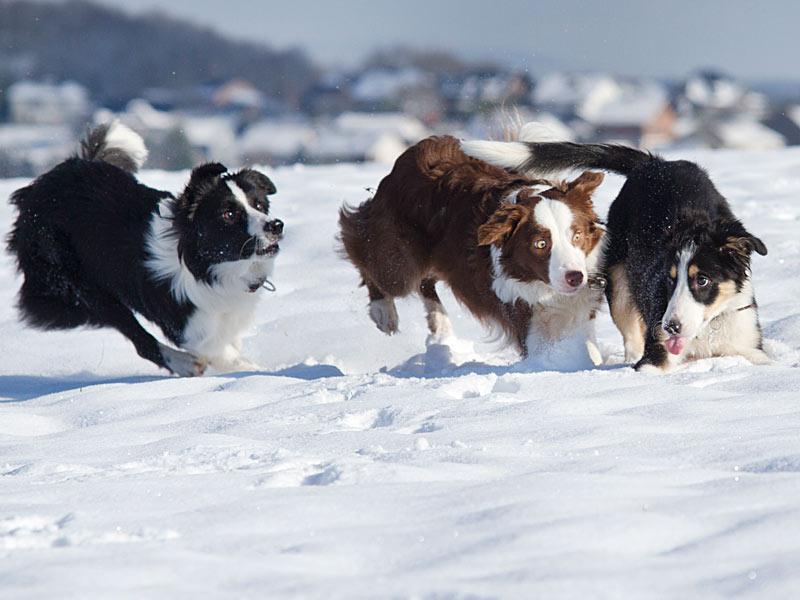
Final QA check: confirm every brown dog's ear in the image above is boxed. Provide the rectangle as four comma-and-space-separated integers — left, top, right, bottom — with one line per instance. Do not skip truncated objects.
477, 204, 527, 246
566, 170, 604, 201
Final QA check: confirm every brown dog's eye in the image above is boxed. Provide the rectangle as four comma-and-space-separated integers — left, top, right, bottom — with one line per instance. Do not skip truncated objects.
573, 232, 581, 242
534, 239, 547, 250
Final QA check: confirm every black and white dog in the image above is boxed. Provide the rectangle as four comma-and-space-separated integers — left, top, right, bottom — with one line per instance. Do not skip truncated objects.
462, 129, 770, 373
7, 121, 284, 376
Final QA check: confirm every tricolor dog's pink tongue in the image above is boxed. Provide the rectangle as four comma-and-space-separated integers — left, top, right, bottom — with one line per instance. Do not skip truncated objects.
665, 335, 686, 355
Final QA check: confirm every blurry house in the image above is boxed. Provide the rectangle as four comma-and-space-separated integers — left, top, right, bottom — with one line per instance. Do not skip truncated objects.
181, 115, 238, 165
238, 119, 314, 165
711, 117, 786, 150
532, 73, 674, 146
351, 67, 443, 123
673, 70, 770, 120
763, 105, 800, 146
304, 112, 429, 164
95, 100, 237, 169
533, 73, 622, 121
301, 72, 354, 117
577, 81, 676, 147
351, 68, 430, 107
0, 123, 74, 177
669, 71, 785, 150
8, 80, 90, 125
441, 71, 533, 117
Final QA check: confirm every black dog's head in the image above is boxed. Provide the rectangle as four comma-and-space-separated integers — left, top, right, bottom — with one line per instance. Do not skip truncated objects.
171, 163, 283, 288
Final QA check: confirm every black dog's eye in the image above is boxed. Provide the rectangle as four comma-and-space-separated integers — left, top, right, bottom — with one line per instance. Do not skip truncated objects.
254, 201, 268, 213
696, 275, 710, 287
221, 209, 236, 222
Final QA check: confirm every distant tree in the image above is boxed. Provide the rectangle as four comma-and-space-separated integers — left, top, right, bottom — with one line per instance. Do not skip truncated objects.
363, 46, 499, 76
0, 0, 319, 109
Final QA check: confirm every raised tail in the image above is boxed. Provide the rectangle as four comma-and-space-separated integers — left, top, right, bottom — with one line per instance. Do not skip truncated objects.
461, 136, 656, 179
79, 120, 148, 173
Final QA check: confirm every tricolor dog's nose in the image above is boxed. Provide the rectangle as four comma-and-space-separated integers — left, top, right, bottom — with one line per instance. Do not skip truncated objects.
664, 320, 681, 336
565, 270, 584, 288
265, 219, 284, 235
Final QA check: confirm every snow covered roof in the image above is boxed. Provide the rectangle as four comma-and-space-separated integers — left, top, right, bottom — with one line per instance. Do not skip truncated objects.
334, 112, 428, 142
533, 73, 622, 108
8, 80, 89, 106
239, 120, 314, 157
714, 117, 786, 150
578, 82, 668, 126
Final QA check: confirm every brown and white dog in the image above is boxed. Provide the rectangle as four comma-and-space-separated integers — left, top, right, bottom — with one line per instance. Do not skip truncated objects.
338, 135, 607, 364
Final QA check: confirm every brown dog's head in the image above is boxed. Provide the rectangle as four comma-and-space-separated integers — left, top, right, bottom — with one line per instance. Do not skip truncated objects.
478, 171, 605, 295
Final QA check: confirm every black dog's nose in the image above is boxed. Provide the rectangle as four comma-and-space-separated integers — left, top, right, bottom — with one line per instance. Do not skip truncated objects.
664, 320, 681, 336
265, 219, 284, 235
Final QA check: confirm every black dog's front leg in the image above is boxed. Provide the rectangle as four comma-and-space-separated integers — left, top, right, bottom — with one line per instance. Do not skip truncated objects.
87, 300, 205, 376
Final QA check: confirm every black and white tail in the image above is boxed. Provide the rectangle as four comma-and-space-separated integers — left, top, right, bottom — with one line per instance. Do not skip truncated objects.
79, 121, 148, 173
461, 122, 657, 179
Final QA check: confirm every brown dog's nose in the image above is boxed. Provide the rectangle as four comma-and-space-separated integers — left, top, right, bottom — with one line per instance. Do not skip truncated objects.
565, 270, 584, 288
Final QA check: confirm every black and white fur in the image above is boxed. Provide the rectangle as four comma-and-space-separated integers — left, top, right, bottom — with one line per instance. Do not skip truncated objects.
462, 127, 770, 373
7, 121, 284, 376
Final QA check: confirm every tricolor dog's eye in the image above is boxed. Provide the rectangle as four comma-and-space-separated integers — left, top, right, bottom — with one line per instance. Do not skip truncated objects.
534, 239, 548, 250
695, 274, 710, 287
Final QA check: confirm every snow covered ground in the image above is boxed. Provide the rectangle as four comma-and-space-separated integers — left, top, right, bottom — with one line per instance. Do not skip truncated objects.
2, 148, 800, 599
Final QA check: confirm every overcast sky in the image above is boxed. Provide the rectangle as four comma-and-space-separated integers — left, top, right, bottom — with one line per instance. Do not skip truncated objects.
85, 0, 799, 81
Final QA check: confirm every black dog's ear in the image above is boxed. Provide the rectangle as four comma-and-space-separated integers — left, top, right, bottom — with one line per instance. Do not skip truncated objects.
188, 162, 228, 187
177, 163, 228, 220
234, 169, 277, 195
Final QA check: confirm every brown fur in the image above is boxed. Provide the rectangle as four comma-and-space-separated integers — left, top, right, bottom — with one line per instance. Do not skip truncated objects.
339, 135, 605, 356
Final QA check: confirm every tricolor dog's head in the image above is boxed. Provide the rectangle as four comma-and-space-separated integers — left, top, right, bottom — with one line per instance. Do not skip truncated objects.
661, 220, 767, 355
477, 171, 605, 301
172, 163, 284, 291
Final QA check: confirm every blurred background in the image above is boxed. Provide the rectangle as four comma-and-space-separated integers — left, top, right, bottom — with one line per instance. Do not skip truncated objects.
1, 0, 799, 177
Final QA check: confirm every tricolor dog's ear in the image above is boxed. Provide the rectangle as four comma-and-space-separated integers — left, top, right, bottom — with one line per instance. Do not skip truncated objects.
723, 234, 768, 257
477, 204, 528, 246
566, 170, 604, 202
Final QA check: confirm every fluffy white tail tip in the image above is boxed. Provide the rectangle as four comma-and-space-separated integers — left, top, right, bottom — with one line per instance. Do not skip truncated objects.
105, 120, 149, 170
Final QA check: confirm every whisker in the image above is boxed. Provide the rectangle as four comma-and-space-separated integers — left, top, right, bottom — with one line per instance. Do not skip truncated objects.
239, 236, 256, 259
